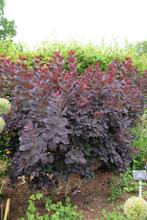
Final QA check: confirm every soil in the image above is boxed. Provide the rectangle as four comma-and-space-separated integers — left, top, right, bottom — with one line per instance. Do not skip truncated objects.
0, 170, 128, 220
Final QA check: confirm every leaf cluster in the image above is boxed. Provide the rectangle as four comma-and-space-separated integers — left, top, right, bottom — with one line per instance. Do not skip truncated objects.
19, 193, 83, 220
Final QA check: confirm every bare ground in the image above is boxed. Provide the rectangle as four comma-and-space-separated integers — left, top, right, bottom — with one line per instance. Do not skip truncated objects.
0, 170, 129, 220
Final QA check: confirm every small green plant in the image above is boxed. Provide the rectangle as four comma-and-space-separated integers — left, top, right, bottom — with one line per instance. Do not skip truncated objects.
131, 109, 147, 170
110, 169, 138, 201
0, 117, 5, 132
0, 159, 8, 199
19, 193, 83, 220
0, 98, 11, 133
0, 98, 11, 115
0, 129, 19, 160
124, 196, 147, 220
0, 98, 10, 199
100, 209, 127, 220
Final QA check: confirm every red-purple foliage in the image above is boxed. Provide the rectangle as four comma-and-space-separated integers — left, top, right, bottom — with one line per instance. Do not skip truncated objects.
0, 52, 144, 186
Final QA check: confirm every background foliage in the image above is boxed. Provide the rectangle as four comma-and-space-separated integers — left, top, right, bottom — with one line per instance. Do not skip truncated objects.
0, 39, 147, 73
0, 0, 16, 39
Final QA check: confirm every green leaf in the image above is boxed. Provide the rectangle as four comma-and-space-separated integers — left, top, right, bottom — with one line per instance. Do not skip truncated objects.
27, 200, 36, 213
29, 194, 36, 201
26, 213, 36, 220
35, 192, 43, 200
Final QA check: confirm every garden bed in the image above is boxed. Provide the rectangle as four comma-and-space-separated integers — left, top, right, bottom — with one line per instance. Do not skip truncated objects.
1, 170, 128, 220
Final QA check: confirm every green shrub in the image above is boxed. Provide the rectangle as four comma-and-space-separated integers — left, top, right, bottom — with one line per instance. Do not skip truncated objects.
0, 98, 11, 133
133, 40, 147, 55
131, 109, 147, 170
0, 98, 11, 115
110, 170, 138, 201
124, 196, 147, 220
1, 39, 147, 74
0, 98, 13, 177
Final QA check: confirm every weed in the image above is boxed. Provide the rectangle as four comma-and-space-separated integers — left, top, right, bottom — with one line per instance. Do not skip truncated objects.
100, 209, 127, 220
109, 169, 138, 201
19, 193, 83, 220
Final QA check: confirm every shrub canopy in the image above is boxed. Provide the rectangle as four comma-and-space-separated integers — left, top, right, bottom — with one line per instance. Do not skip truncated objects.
0, 52, 145, 186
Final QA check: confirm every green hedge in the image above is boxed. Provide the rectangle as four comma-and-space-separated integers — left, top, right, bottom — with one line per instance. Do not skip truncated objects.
0, 39, 147, 73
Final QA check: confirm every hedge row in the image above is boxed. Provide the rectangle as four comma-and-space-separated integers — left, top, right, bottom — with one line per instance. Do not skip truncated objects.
1, 39, 147, 74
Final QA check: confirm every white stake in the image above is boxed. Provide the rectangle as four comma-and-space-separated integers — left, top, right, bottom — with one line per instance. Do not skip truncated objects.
139, 180, 142, 198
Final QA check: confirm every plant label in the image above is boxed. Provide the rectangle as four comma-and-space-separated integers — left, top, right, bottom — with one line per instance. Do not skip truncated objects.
133, 170, 147, 181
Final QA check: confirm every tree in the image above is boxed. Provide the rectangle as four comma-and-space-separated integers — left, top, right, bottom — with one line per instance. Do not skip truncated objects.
0, 0, 16, 39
